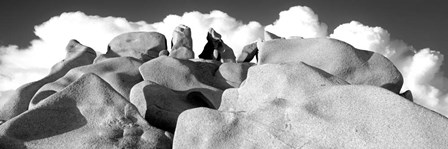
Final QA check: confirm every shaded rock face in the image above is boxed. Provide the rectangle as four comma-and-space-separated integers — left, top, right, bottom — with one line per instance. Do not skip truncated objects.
173, 62, 448, 148
0, 74, 171, 149
104, 32, 167, 62
257, 38, 403, 93
199, 28, 236, 62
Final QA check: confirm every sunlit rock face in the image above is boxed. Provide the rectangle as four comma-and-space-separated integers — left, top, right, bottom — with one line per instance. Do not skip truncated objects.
173, 62, 448, 148
0, 25, 447, 148
257, 37, 403, 93
103, 32, 167, 62
0, 74, 171, 149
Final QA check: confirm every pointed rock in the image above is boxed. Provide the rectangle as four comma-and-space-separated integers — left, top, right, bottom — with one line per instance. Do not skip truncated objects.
199, 28, 236, 62
264, 31, 282, 41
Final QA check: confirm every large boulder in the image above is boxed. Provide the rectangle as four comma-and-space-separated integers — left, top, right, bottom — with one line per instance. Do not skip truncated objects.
173, 62, 448, 148
136, 56, 252, 133
138, 56, 225, 108
0, 40, 96, 120
102, 32, 167, 62
130, 81, 214, 133
257, 37, 403, 93
0, 73, 171, 149
169, 25, 195, 60
30, 57, 143, 107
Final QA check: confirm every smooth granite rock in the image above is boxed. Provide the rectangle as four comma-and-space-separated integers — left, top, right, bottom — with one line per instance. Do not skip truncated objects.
257, 37, 403, 93
105, 32, 167, 62
169, 25, 195, 60
0, 73, 171, 149
173, 62, 448, 149
30, 57, 143, 108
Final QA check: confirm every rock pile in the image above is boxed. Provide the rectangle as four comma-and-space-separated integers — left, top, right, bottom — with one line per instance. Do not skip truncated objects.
1, 25, 447, 148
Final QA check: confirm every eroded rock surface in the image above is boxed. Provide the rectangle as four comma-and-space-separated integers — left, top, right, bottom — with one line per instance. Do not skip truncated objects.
174, 62, 448, 148
30, 57, 143, 107
258, 38, 403, 93
0, 40, 96, 120
0, 74, 171, 149
99, 32, 167, 62
169, 25, 195, 60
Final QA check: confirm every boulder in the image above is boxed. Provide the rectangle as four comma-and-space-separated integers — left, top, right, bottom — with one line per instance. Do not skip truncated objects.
138, 56, 224, 108
30, 57, 143, 108
0, 73, 172, 149
130, 81, 214, 133
106, 32, 167, 62
169, 25, 194, 60
236, 42, 258, 63
214, 62, 255, 88
199, 28, 236, 62
257, 38, 403, 93
173, 62, 448, 148
0, 40, 96, 120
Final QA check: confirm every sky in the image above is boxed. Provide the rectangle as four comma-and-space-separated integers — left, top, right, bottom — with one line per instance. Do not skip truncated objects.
0, 0, 447, 115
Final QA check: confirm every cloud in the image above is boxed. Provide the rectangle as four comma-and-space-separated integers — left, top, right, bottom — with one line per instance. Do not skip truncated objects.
0, 11, 263, 94
265, 6, 328, 38
329, 21, 448, 115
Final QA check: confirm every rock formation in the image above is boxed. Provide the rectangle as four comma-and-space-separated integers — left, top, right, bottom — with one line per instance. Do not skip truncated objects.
0, 40, 96, 120
169, 25, 195, 60
98, 32, 167, 62
199, 28, 236, 62
0, 24, 447, 148
173, 62, 448, 148
0, 74, 171, 148
257, 38, 403, 93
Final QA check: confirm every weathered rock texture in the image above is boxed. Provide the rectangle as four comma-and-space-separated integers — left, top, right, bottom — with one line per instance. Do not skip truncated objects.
0, 40, 96, 120
101, 32, 167, 62
169, 25, 195, 60
258, 38, 403, 93
0, 74, 171, 149
30, 57, 143, 107
173, 62, 448, 148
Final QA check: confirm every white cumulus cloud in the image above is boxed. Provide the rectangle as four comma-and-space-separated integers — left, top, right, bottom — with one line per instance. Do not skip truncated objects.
265, 6, 328, 38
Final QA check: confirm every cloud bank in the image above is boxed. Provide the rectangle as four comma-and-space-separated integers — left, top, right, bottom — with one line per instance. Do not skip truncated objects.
0, 6, 447, 116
